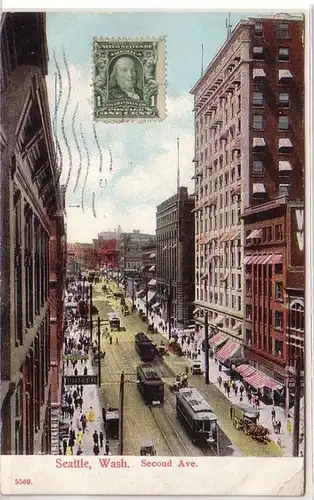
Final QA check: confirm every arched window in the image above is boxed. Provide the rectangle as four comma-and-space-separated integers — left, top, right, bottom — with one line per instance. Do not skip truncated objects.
290, 299, 304, 331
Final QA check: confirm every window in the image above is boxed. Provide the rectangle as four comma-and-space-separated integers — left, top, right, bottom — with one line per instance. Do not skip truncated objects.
290, 300, 304, 331
279, 184, 290, 197
252, 114, 263, 130
275, 311, 283, 329
246, 279, 252, 295
252, 160, 264, 176
238, 95, 241, 111
255, 23, 263, 35
274, 340, 283, 357
278, 47, 289, 61
277, 22, 289, 39
238, 118, 241, 133
266, 226, 272, 241
237, 297, 241, 311
279, 115, 289, 130
252, 46, 264, 59
252, 92, 263, 106
278, 92, 290, 107
246, 305, 252, 320
275, 224, 283, 240
275, 282, 283, 300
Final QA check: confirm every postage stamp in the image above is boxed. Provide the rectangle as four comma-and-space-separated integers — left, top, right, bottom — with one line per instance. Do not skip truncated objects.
92, 37, 166, 123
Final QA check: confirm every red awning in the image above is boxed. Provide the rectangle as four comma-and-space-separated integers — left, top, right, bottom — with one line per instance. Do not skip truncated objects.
272, 254, 283, 265
244, 369, 283, 390
215, 339, 242, 362
195, 327, 205, 343
250, 255, 261, 265
243, 255, 252, 264
235, 364, 257, 377
209, 333, 227, 347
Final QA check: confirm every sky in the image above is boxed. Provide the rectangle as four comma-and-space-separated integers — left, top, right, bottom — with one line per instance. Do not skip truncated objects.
46, 10, 262, 243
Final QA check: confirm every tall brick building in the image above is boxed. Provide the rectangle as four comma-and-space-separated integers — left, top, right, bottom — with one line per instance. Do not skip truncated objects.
191, 14, 304, 394
0, 13, 66, 454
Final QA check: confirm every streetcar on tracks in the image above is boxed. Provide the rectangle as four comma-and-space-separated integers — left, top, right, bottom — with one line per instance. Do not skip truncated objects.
135, 332, 156, 361
137, 364, 164, 405
176, 387, 218, 447
107, 312, 120, 331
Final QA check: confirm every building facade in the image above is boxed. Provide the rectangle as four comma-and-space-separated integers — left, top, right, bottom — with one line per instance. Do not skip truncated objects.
156, 187, 195, 328
141, 244, 157, 287
191, 14, 304, 387
0, 13, 65, 454
118, 230, 155, 276
93, 227, 121, 270
67, 243, 96, 271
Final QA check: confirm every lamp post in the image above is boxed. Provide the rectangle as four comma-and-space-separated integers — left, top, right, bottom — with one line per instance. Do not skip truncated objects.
204, 311, 209, 385
168, 278, 172, 340
97, 316, 101, 388
89, 283, 93, 341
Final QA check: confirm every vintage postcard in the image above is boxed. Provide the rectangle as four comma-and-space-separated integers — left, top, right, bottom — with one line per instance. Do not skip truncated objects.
0, 7, 311, 498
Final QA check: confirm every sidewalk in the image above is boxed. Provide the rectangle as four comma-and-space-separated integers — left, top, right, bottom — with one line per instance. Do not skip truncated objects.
135, 298, 297, 457
61, 327, 118, 456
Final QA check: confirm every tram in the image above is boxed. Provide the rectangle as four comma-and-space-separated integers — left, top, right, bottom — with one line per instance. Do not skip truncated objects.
176, 387, 218, 445
135, 332, 156, 361
137, 364, 164, 405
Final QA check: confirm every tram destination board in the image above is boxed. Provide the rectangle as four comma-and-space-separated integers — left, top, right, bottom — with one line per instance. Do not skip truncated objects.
63, 375, 98, 385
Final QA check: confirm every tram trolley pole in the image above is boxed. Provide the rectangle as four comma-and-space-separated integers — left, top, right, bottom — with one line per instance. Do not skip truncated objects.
204, 311, 209, 385
118, 371, 125, 456
90, 283, 93, 341
97, 316, 101, 388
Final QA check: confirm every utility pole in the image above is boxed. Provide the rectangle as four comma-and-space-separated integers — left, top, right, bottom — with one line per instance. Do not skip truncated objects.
90, 283, 93, 341
97, 316, 101, 387
204, 311, 209, 385
132, 275, 135, 308
145, 284, 148, 319
118, 371, 125, 456
168, 278, 172, 340
292, 356, 301, 457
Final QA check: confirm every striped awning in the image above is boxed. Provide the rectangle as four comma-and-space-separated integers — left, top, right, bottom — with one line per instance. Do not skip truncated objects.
209, 333, 227, 347
193, 308, 200, 315
247, 229, 262, 240
195, 327, 205, 343
149, 253, 156, 259
148, 278, 156, 286
215, 339, 242, 363
243, 255, 252, 264
244, 370, 283, 391
210, 315, 224, 326
235, 364, 257, 377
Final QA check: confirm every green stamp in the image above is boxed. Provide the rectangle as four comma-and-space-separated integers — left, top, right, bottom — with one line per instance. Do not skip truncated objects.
92, 37, 166, 123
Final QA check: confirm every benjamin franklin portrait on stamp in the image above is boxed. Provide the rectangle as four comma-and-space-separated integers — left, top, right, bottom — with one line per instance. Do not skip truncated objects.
93, 38, 166, 123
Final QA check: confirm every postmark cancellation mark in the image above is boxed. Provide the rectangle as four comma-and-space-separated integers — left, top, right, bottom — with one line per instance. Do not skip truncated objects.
93, 37, 166, 123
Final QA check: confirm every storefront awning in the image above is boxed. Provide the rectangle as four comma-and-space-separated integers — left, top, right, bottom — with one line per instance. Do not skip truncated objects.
210, 315, 224, 326
148, 278, 156, 286
200, 273, 208, 281
195, 327, 205, 343
243, 255, 252, 264
244, 369, 283, 391
232, 322, 242, 334
247, 229, 262, 240
235, 364, 256, 377
147, 291, 156, 305
149, 265, 156, 272
209, 333, 227, 348
149, 253, 156, 259
215, 339, 242, 363
193, 308, 200, 315
253, 68, 266, 79
152, 302, 160, 309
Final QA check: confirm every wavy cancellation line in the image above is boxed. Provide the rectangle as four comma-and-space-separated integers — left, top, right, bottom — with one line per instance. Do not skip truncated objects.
72, 104, 83, 193
93, 123, 103, 174
61, 49, 73, 192
92, 192, 97, 218
80, 123, 90, 213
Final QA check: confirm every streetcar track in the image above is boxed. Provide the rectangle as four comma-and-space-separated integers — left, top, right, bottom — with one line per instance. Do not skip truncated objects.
150, 405, 190, 456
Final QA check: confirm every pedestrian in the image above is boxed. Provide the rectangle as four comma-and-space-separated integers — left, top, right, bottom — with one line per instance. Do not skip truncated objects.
66, 444, 73, 456
234, 385, 238, 397
77, 446, 83, 455
286, 418, 292, 435
82, 415, 87, 434
255, 396, 260, 408
74, 398, 78, 410
223, 381, 227, 393
229, 406, 233, 419
185, 366, 189, 376
80, 385, 84, 396
74, 367, 78, 376
105, 440, 110, 455
239, 384, 244, 396
217, 376, 222, 387
271, 407, 276, 422
84, 366, 88, 376
256, 411, 260, 423
247, 392, 252, 404
232, 381, 236, 392
62, 438, 67, 455
226, 385, 230, 398
276, 436, 282, 448
68, 435, 75, 453
93, 430, 99, 444
93, 443, 100, 456
76, 429, 83, 447
99, 431, 104, 447
78, 397, 83, 411
89, 406, 96, 422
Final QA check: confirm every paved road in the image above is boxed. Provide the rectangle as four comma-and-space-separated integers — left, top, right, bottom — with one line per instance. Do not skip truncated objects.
91, 282, 240, 457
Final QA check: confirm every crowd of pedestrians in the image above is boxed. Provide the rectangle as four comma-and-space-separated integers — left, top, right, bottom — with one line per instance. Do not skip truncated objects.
59, 281, 111, 457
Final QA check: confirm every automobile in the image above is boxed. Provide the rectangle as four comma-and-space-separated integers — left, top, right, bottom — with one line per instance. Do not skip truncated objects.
191, 362, 203, 375
140, 441, 156, 456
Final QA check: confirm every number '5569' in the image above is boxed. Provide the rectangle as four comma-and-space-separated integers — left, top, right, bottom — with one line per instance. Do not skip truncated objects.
15, 479, 32, 485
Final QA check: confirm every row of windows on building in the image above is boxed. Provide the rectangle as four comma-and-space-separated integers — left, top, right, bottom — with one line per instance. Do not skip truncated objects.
14, 192, 50, 346
254, 21, 292, 40
197, 117, 242, 156
252, 45, 292, 60
246, 224, 284, 243
196, 288, 242, 310
253, 91, 291, 107
252, 113, 291, 131
196, 163, 241, 195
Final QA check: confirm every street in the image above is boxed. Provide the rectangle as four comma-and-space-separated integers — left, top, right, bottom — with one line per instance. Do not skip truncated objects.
91, 281, 282, 458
